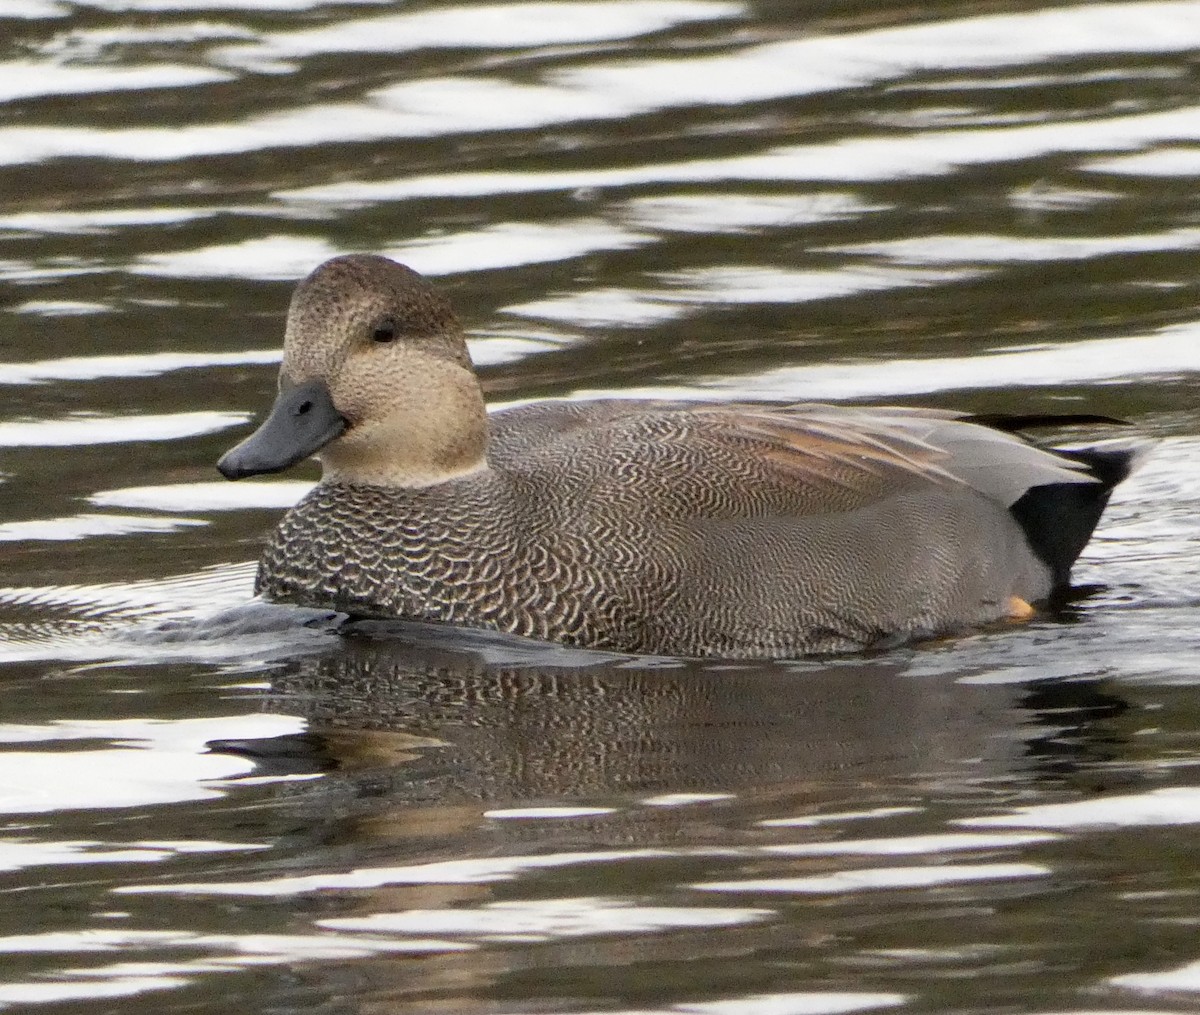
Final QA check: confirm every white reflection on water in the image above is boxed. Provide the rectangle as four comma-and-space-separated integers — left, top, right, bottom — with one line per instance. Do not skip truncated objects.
363, 76, 648, 135
118, 825, 1059, 902
556, 1, 1200, 106
0, 842, 170, 871
386, 220, 654, 276
618, 192, 883, 234
759, 807, 921, 828
830, 228, 1200, 264
0, 839, 264, 874
0, 514, 205, 542
484, 805, 618, 819
215, 0, 742, 71
642, 792, 735, 806
577, 320, 1200, 400
77, 0, 378, 10
0, 350, 278, 384
4, 1, 65, 17
958, 787, 1200, 830
0, 207, 217, 235
565, 994, 908, 1015
696, 863, 1050, 893
0, 747, 251, 813
0, 975, 189, 1007
0, 929, 464, 956
37, 21, 256, 62
505, 265, 976, 326
0, 411, 247, 446
117, 848, 677, 896
1089, 148, 1200, 176
4, 4, 1200, 168
1008, 181, 1120, 213
0, 334, 552, 385
0, 713, 307, 813
660, 265, 979, 304
0, 60, 230, 104
0, 562, 255, 619
318, 897, 771, 941
131, 221, 654, 281
281, 105, 1200, 205
0, 930, 468, 1007
504, 287, 685, 328
9, 300, 112, 316
132, 235, 339, 280
1112, 960, 1200, 994
356, 3, 1200, 154
89, 481, 312, 512
0, 258, 102, 281
18, 85, 1194, 173
764, 832, 1058, 856
468, 331, 571, 366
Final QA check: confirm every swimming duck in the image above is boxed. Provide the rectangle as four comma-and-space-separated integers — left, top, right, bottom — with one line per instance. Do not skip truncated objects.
217, 253, 1138, 658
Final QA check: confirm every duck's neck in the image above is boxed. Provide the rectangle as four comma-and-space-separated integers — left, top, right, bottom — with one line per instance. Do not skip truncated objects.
318, 367, 489, 489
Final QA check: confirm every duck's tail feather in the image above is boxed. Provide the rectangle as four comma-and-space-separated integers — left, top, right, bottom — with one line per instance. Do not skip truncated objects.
1009, 439, 1150, 591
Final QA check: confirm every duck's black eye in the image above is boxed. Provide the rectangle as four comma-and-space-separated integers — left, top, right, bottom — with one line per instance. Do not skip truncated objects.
372, 320, 396, 344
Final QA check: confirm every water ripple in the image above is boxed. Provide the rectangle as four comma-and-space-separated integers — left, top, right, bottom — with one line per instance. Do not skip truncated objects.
0, 411, 248, 446
0, 60, 231, 104
696, 863, 1052, 894
318, 897, 771, 942
214, 0, 742, 71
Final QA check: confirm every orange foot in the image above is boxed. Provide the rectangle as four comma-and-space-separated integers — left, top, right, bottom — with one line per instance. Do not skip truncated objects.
1005, 596, 1036, 621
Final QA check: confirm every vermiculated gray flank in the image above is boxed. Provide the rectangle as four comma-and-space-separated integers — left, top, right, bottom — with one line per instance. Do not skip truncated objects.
218, 254, 1140, 659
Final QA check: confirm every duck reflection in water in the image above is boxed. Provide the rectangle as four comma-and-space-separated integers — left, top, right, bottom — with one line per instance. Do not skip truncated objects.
210, 621, 1133, 819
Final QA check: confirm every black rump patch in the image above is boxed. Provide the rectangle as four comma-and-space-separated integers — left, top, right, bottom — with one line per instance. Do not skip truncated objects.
1009, 444, 1140, 592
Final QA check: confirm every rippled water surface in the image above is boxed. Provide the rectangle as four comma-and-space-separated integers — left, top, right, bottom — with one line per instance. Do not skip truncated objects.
3, 0, 1200, 1011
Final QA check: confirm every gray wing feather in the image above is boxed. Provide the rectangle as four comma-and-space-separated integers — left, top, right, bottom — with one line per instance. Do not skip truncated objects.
489, 398, 1098, 513
821, 408, 1097, 506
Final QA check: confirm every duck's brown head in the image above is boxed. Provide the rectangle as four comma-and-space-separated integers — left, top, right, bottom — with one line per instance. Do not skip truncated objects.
218, 254, 487, 488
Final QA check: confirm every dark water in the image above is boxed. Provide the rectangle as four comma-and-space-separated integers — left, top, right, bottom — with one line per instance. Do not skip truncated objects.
2, 1, 1200, 1011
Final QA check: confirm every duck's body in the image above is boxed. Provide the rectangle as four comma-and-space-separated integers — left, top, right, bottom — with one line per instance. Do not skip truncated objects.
219, 255, 1138, 659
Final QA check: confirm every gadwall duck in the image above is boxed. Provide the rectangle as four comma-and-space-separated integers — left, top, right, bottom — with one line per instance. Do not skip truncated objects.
218, 254, 1139, 658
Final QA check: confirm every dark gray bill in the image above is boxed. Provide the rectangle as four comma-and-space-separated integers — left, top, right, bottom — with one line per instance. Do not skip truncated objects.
217, 378, 347, 480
